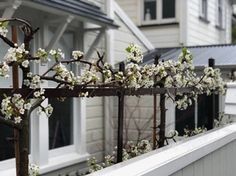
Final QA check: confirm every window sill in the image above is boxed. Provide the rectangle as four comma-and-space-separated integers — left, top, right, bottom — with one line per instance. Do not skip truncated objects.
138, 22, 179, 28
215, 25, 225, 31
0, 152, 90, 176
199, 16, 210, 24
40, 152, 90, 174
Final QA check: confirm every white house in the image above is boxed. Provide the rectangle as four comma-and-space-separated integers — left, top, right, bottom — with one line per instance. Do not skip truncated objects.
117, 0, 235, 47
0, 0, 235, 176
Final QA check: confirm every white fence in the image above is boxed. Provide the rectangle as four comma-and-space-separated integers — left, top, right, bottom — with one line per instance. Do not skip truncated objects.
88, 123, 236, 176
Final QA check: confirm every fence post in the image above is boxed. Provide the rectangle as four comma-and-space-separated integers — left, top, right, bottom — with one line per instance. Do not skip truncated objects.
117, 62, 125, 163
207, 58, 215, 130
153, 55, 160, 149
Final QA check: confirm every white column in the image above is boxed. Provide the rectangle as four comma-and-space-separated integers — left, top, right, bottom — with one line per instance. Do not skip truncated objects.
1, 0, 21, 18
179, 0, 188, 45
30, 23, 49, 166
73, 22, 88, 155
104, 0, 115, 154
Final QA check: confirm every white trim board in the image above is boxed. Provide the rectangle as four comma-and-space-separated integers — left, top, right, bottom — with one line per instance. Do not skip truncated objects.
88, 123, 236, 176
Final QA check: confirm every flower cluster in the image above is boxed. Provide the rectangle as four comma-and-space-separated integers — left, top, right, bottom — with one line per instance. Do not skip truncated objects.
4, 43, 29, 68
0, 21, 8, 37
36, 48, 49, 63
126, 43, 143, 63
0, 62, 10, 78
87, 140, 152, 173
28, 163, 39, 176
53, 63, 79, 88
79, 68, 100, 85
1, 94, 32, 124
72, 50, 84, 60
183, 127, 207, 137
49, 49, 64, 61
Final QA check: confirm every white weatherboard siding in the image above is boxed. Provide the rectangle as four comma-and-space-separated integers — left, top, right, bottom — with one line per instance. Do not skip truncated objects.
113, 14, 148, 63
116, 0, 139, 25
187, 0, 232, 45
141, 25, 180, 48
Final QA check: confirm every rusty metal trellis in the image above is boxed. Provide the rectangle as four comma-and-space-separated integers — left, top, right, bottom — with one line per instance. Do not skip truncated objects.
0, 18, 218, 168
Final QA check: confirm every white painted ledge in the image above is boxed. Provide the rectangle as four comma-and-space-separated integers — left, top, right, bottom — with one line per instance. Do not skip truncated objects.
88, 123, 236, 176
0, 152, 89, 176
225, 82, 236, 115
40, 152, 90, 174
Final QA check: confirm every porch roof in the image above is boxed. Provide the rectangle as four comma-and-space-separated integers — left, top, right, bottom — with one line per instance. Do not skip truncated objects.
143, 44, 236, 69
25, 0, 118, 28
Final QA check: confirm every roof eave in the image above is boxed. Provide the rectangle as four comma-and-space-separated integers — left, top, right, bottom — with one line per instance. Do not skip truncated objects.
22, 0, 118, 29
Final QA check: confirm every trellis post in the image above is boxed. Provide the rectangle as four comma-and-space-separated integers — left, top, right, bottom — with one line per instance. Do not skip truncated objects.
117, 62, 125, 163
153, 55, 160, 149
11, 25, 20, 176
207, 58, 215, 130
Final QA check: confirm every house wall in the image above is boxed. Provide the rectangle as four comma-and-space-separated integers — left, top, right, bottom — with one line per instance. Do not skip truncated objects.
113, 14, 148, 64
187, 0, 232, 45
116, 0, 139, 25
140, 25, 180, 48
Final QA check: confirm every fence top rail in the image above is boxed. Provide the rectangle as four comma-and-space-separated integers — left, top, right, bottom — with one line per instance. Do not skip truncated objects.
88, 123, 236, 176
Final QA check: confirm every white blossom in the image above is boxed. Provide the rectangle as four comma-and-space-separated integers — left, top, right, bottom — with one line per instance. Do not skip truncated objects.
49, 48, 64, 60
0, 62, 10, 78
0, 22, 8, 37
14, 116, 22, 124
21, 60, 29, 68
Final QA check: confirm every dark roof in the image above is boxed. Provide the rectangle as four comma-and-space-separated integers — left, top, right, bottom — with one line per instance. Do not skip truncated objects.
32, 0, 118, 28
143, 44, 236, 68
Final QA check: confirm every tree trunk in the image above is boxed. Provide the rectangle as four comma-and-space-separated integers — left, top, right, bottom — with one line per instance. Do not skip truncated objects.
18, 115, 29, 176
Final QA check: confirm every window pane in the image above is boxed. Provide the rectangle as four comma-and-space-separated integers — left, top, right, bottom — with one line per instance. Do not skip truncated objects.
218, 0, 223, 27
0, 124, 14, 161
201, 0, 207, 18
162, 0, 175, 19
49, 98, 73, 149
144, 0, 157, 21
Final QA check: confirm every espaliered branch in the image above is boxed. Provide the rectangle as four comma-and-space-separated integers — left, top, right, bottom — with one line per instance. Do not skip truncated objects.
0, 18, 226, 176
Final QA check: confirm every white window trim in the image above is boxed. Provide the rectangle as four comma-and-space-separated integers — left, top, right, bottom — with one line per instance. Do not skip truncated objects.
199, 0, 208, 21
140, 0, 177, 25
216, 0, 225, 29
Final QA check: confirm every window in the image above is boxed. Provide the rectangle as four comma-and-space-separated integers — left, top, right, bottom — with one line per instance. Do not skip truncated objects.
49, 98, 73, 149
144, 0, 157, 21
142, 0, 176, 24
216, 0, 224, 28
199, 0, 208, 21
162, 0, 175, 19
0, 124, 14, 161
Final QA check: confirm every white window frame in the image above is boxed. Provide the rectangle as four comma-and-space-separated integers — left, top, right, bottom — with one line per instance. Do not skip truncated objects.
216, 0, 225, 29
141, 0, 177, 25
0, 24, 89, 176
199, 0, 208, 21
